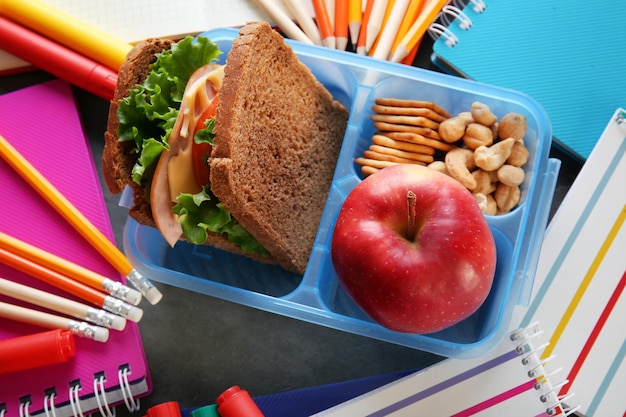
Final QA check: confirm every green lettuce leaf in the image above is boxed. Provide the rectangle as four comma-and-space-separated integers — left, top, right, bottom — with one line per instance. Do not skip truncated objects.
116, 36, 267, 256
173, 187, 269, 256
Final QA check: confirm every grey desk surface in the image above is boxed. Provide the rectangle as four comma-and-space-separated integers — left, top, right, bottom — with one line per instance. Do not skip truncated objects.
0, 36, 582, 416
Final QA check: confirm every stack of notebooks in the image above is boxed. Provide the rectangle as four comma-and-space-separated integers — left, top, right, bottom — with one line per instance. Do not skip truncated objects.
0, 80, 151, 417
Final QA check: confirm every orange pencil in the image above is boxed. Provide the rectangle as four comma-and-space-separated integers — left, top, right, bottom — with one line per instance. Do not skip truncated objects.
348, 0, 362, 46
390, 0, 426, 57
312, 0, 336, 48
0, 247, 143, 322
335, 0, 349, 50
356, 0, 375, 54
390, 0, 448, 62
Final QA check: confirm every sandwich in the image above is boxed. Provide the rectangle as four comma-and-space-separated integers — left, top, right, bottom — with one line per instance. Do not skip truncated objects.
103, 22, 349, 274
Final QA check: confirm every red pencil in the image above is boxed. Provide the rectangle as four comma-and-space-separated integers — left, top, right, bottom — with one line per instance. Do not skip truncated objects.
0, 16, 117, 100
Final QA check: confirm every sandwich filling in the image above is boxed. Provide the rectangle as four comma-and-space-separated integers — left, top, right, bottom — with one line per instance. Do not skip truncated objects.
117, 36, 268, 256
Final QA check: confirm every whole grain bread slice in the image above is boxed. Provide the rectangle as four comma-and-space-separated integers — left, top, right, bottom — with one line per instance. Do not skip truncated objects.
210, 22, 349, 274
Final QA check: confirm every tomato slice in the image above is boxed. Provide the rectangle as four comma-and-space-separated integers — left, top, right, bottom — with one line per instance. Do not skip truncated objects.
192, 95, 219, 187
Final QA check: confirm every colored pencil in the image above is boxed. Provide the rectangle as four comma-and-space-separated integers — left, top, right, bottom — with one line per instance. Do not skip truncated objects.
335, 0, 349, 50
390, 0, 426, 57
252, 0, 314, 44
0, 277, 126, 331
365, 0, 389, 52
0, 247, 143, 322
356, 0, 375, 54
312, 0, 336, 48
348, 0, 362, 46
282, 0, 323, 45
0, 134, 162, 304
371, 0, 411, 60
0, 300, 109, 342
0, 231, 141, 306
390, 0, 448, 62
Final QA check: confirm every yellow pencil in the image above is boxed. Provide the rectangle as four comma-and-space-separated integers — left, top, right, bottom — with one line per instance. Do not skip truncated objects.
0, 134, 162, 304
370, 0, 411, 60
0, 0, 131, 71
390, 0, 426, 56
348, 0, 363, 46
389, 0, 448, 63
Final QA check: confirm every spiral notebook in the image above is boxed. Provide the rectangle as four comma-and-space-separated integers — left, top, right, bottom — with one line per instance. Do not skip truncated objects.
313, 108, 626, 416
428, 0, 626, 162
0, 80, 151, 417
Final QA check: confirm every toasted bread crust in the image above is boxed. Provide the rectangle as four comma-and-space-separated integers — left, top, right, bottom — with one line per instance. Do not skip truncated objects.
210, 22, 349, 274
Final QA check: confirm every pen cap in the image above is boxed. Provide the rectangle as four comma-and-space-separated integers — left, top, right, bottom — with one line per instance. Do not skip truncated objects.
0, 329, 76, 375
190, 404, 220, 417
145, 401, 181, 417
216, 386, 265, 417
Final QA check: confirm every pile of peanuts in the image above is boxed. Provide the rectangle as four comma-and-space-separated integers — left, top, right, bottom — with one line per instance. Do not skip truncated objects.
357, 98, 530, 215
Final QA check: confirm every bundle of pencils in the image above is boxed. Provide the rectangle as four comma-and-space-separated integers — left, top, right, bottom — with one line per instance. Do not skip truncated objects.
0, 133, 161, 346
255, 0, 449, 64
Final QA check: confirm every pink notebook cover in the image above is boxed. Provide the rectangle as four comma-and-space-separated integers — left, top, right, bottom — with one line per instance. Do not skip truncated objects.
0, 80, 151, 417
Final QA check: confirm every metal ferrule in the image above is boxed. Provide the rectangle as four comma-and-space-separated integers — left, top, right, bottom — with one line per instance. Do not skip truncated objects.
85, 307, 119, 328
102, 295, 133, 318
102, 278, 131, 300
68, 320, 100, 340
126, 269, 155, 296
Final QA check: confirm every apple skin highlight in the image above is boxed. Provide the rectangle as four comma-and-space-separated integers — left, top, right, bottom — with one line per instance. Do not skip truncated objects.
331, 164, 497, 334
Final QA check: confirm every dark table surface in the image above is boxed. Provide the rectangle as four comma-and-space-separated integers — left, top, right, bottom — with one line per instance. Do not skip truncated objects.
0, 34, 582, 416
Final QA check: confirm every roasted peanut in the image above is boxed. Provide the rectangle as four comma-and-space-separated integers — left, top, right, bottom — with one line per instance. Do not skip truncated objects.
445, 147, 477, 190
494, 183, 521, 214
463, 123, 494, 150
498, 113, 527, 141
474, 138, 515, 171
427, 160, 448, 175
471, 102, 497, 126
439, 115, 472, 143
506, 140, 530, 167
497, 164, 525, 187
472, 169, 497, 195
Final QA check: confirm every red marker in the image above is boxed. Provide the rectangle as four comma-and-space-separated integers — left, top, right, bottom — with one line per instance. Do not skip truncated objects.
0, 16, 117, 100
0, 329, 75, 374
217, 386, 265, 417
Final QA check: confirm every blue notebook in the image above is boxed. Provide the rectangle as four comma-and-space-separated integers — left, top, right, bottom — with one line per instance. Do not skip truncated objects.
429, 0, 626, 161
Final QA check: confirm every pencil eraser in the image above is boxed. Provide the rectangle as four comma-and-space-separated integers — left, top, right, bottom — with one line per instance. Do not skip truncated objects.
93, 327, 109, 343
127, 305, 144, 323
145, 287, 163, 305
111, 315, 127, 331
125, 288, 143, 306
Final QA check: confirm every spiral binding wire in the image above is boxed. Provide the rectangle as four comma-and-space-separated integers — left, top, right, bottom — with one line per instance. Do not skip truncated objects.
11, 367, 142, 417
119, 365, 140, 413
94, 372, 116, 417
429, 0, 487, 45
510, 323, 581, 416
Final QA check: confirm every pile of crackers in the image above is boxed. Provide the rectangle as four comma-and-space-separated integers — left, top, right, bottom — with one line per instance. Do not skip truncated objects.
356, 98, 455, 176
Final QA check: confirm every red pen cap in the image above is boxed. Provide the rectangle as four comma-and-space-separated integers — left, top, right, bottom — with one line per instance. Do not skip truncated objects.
216, 386, 265, 417
0, 329, 75, 375
145, 401, 181, 417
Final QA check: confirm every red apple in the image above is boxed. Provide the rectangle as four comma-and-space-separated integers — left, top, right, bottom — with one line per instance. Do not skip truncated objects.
331, 164, 497, 334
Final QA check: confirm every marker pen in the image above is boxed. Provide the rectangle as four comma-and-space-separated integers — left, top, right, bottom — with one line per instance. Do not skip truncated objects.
144, 401, 181, 417
0, 329, 75, 375
0, 0, 131, 71
0, 16, 117, 100
217, 386, 265, 417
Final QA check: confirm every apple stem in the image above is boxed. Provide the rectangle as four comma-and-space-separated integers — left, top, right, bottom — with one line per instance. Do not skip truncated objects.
407, 191, 417, 241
